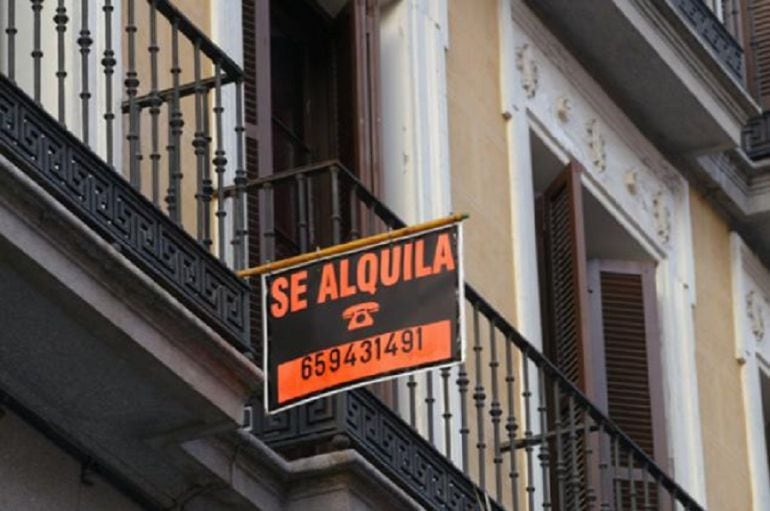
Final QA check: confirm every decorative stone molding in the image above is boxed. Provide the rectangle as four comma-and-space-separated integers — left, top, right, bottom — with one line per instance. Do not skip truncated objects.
625, 168, 639, 195
586, 119, 606, 172
746, 290, 765, 343
652, 191, 671, 244
729, 234, 770, 362
516, 44, 538, 99
730, 234, 770, 508
555, 95, 571, 122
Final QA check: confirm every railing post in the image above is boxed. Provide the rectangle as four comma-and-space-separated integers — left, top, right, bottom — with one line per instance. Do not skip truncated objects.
297, 173, 308, 253
457, 360, 470, 474
262, 182, 275, 262
522, 354, 535, 510
78, 0, 92, 144
6, 0, 16, 82
488, 320, 503, 501
330, 165, 341, 244
554, 380, 566, 506
168, 19, 184, 225
102, 0, 116, 168
194, 39, 206, 242
598, 422, 611, 511
349, 183, 360, 240
31, 0, 43, 103
233, 79, 247, 270
213, 60, 227, 261
441, 366, 452, 458
407, 374, 417, 428
472, 303, 486, 489
126, 0, 141, 189
55, 0, 68, 123
537, 365, 551, 509
149, 0, 161, 205
504, 335, 520, 511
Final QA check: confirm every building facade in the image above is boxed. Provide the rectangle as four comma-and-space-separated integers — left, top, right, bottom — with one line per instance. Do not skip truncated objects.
0, 0, 769, 509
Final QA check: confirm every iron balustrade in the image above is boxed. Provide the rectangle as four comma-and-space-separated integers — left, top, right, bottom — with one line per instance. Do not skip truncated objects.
245, 161, 705, 511
668, 0, 744, 82
0, 0, 247, 269
0, 1, 249, 348
743, 111, 770, 160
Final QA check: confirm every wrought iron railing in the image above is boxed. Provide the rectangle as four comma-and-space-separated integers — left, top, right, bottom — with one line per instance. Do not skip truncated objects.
244, 161, 705, 510
743, 111, 770, 160
667, 0, 744, 82
1, 0, 247, 265
0, 0, 249, 348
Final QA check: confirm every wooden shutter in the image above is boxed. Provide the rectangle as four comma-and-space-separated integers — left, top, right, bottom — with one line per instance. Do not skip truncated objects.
742, 0, 770, 107
588, 261, 667, 508
589, 261, 667, 464
537, 162, 593, 511
243, 0, 273, 366
537, 161, 593, 393
243, 0, 273, 183
335, 0, 382, 195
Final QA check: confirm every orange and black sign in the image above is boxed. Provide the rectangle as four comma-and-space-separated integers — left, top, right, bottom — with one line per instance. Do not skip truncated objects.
262, 222, 465, 413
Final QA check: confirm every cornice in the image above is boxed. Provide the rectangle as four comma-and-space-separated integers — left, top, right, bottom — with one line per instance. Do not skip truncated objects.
510, 0, 687, 197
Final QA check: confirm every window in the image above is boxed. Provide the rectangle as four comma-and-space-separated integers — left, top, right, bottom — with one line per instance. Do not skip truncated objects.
533, 152, 667, 506
241, 0, 382, 363
242, 0, 381, 185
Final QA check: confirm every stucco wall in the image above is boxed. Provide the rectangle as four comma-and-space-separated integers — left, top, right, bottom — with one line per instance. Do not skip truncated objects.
447, 0, 515, 324
446, 1, 521, 505
0, 409, 144, 511
690, 188, 753, 510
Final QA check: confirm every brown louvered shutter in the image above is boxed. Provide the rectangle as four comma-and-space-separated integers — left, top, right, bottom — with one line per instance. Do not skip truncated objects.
591, 262, 667, 464
536, 162, 593, 510
589, 261, 667, 507
243, 0, 272, 366
601, 271, 656, 455
743, 0, 770, 107
537, 161, 592, 393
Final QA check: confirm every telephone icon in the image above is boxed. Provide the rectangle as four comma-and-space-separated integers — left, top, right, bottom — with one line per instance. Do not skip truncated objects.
342, 302, 380, 331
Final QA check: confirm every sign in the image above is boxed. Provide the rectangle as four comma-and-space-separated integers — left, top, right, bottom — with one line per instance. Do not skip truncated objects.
262, 221, 465, 413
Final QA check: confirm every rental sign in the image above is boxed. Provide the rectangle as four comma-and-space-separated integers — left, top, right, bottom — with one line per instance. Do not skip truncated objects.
257, 217, 465, 413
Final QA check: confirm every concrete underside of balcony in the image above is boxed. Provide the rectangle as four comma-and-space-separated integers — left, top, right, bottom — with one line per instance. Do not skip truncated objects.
527, 0, 758, 155
526, 0, 770, 266
0, 152, 421, 511
0, 150, 252, 508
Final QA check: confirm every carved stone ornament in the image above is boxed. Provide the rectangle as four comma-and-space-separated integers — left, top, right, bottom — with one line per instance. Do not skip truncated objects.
555, 95, 571, 122
652, 191, 671, 244
625, 168, 638, 195
746, 290, 765, 342
587, 119, 606, 172
516, 44, 538, 99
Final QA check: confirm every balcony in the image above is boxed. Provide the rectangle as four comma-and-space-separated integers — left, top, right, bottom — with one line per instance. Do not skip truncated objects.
0, 1, 703, 508
246, 162, 704, 510
0, 1, 259, 508
0, 0, 249, 348
526, 0, 758, 155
